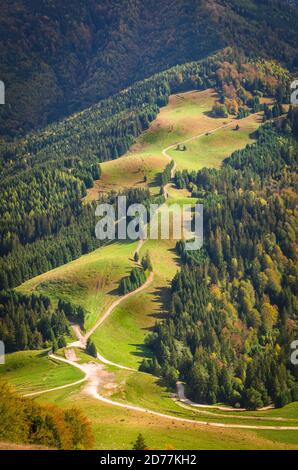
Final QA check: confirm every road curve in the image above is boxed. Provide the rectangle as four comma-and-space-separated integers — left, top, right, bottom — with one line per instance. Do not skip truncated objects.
32, 354, 298, 431
24, 355, 87, 397
96, 350, 135, 371
176, 382, 283, 416
69, 271, 154, 370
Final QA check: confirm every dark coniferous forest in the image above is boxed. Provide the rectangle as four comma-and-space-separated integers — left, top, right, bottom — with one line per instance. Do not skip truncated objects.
142, 113, 298, 409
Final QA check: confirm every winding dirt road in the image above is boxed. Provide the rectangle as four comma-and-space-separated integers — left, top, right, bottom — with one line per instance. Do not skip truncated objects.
69, 267, 153, 370
83, 271, 154, 344
33, 354, 298, 431
27, 113, 298, 432
176, 382, 274, 414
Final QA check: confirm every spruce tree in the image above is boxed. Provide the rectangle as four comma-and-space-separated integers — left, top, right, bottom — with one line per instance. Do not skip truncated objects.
86, 339, 97, 358
132, 433, 147, 450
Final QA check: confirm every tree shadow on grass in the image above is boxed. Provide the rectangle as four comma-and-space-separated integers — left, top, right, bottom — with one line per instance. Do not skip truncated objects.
146, 286, 171, 322
37, 350, 49, 359
129, 343, 152, 361
107, 286, 121, 296
148, 172, 162, 191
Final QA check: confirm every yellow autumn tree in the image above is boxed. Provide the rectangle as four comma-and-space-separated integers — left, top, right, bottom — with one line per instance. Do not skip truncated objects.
261, 302, 278, 332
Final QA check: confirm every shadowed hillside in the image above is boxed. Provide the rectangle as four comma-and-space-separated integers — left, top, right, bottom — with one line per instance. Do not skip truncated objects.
1, 0, 298, 138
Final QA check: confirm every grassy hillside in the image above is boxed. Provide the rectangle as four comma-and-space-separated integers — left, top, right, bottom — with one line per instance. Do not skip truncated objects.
36, 382, 298, 450
93, 238, 180, 368
1, 347, 297, 449
0, 49, 288, 295
86, 89, 222, 200
19, 88, 264, 367
0, 350, 84, 394
4, 81, 297, 450
19, 241, 137, 330
168, 113, 262, 171
87, 89, 262, 200
85, 154, 166, 201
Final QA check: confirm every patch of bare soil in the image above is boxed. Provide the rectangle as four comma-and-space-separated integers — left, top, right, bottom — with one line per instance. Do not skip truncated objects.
0, 442, 53, 450
80, 362, 116, 399
64, 348, 78, 362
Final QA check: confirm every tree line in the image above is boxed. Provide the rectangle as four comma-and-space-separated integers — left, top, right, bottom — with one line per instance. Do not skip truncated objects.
120, 267, 147, 295
0, 289, 89, 352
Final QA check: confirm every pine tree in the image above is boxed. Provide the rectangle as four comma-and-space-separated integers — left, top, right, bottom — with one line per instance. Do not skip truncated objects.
52, 338, 58, 352
141, 252, 152, 271
58, 336, 67, 348
86, 339, 97, 358
132, 433, 147, 450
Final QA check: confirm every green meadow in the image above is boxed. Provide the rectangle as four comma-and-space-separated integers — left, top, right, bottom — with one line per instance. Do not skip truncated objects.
35, 380, 298, 450
168, 113, 262, 171
0, 350, 84, 394
18, 241, 137, 331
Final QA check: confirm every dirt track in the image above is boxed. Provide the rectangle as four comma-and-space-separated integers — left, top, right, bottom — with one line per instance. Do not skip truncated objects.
31, 354, 298, 431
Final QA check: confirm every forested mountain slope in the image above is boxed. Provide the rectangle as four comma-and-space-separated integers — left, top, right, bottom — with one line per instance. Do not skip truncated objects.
143, 113, 298, 410
1, 0, 298, 138
0, 49, 289, 291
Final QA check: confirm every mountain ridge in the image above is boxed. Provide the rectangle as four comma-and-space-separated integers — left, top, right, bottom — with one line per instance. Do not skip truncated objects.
1, 0, 298, 139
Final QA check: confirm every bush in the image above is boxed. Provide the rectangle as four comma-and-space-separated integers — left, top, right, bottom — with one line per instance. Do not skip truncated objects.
211, 103, 228, 118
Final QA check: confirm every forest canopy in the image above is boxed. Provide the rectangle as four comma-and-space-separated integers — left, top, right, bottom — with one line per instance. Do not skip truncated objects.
141, 111, 298, 410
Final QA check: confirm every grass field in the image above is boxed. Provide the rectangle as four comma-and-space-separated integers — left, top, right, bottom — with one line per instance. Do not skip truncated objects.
86, 89, 264, 202
105, 367, 298, 428
35, 382, 298, 450
18, 241, 137, 331
86, 89, 244, 201
19, 88, 263, 355
0, 350, 84, 394
85, 154, 166, 202
168, 113, 262, 171
1, 349, 297, 449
